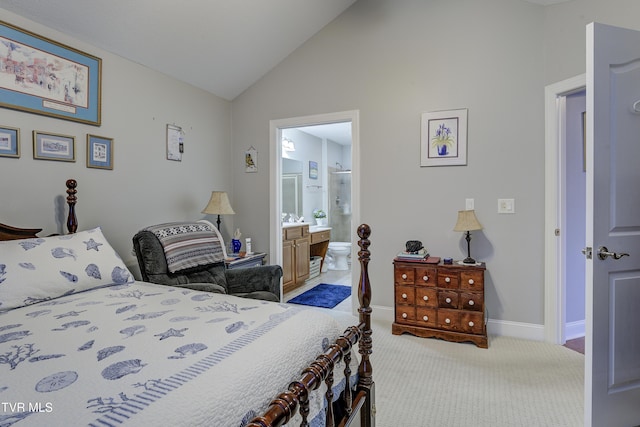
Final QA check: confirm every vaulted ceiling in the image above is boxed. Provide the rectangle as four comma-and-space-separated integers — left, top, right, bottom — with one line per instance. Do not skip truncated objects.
0, 0, 567, 101
0, 0, 357, 100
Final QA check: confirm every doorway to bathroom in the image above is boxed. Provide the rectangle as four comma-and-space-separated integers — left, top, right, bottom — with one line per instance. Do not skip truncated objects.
269, 110, 360, 312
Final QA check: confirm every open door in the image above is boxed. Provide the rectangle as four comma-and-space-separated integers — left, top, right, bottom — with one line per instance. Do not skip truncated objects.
586, 22, 640, 426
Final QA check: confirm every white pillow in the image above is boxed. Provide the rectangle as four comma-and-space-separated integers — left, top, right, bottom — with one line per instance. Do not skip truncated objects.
0, 227, 134, 312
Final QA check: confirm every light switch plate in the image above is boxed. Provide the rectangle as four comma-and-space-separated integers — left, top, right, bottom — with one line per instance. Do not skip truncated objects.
465, 198, 474, 210
498, 198, 515, 214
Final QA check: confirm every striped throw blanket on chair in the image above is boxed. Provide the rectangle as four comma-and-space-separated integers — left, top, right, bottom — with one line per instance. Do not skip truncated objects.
145, 222, 225, 273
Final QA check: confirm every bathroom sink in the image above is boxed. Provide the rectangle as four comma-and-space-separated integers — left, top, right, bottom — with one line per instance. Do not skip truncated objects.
282, 222, 309, 228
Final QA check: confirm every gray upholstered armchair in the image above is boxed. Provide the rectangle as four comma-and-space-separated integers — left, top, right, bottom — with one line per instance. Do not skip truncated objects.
132, 221, 281, 302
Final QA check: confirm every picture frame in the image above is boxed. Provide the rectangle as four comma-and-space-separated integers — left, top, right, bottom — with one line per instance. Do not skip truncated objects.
0, 125, 20, 158
245, 146, 257, 172
87, 134, 113, 170
33, 130, 75, 162
420, 108, 468, 167
0, 20, 102, 126
166, 124, 183, 161
309, 161, 318, 179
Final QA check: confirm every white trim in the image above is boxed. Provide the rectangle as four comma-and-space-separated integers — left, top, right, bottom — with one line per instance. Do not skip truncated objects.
544, 74, 586, 344
565, 320, 585, 340
270, 110, 360, 308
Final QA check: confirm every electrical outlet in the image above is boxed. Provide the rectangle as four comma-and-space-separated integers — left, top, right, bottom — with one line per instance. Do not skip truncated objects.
498, 198, 515, 214
465, 198, 474, 210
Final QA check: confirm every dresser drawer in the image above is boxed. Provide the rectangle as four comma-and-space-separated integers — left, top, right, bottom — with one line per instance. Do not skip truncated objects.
438, 290, 459, 309
460, 270, 484, 291
437, 309, 460, 331
415, 267, 437, 287
395, 267, 415, 285
310, 230, 330, 244
437, 271, 459, 289
395, 285, 415, 305
416, 307, 437, 327
416, 288, 437, 307
395, 305, 416, 323
459, 311, 484, 334
460, 292, 483, 311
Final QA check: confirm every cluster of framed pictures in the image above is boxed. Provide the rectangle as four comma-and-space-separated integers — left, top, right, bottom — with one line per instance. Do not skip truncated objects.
0, 125, 113, 170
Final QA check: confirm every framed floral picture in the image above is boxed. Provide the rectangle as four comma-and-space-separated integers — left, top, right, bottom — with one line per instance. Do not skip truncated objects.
420, 108, 468, 167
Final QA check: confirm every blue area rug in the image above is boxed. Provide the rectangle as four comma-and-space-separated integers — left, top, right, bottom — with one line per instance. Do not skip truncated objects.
287, 284, 351, 309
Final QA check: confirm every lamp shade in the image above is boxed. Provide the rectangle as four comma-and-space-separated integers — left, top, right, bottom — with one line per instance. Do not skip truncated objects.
201, 191, 235, 215
453, 210, 482, 232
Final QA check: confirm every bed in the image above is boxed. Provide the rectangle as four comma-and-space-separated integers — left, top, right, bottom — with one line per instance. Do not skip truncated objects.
0, 180, 374, 427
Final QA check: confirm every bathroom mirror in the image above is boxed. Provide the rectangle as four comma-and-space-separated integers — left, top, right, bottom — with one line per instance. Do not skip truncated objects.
282, 158, 303, 218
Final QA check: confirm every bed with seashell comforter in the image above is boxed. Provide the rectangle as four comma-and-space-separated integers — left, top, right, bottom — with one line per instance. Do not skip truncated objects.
0, 180, 375, 427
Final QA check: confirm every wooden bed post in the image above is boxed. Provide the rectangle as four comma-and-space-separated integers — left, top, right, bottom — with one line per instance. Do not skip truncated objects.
356, 224, 375, 427
66, 179, 78, 234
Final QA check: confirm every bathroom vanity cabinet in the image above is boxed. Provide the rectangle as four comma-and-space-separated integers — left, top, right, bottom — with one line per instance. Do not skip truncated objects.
282, 224, 310, 293
309, 227, 331, 272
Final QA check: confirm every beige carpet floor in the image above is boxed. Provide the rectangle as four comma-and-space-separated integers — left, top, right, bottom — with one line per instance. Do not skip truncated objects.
371, 318, 584, 427
325, 314, 584, 427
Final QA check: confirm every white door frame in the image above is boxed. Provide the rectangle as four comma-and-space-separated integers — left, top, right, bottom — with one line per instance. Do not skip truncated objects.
544, 73, 586, 344
269, 110, 360, 302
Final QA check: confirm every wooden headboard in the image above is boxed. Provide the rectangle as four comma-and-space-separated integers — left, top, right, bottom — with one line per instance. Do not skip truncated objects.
0, 179, 78, 241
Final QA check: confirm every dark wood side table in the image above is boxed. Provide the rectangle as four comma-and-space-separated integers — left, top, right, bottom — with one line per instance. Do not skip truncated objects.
392, 258, 488, 348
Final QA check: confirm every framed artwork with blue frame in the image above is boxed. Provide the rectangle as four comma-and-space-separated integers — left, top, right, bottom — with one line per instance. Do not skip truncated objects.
0, 125, 20, 158
0, 20, 102, 126
87, 134, 113, 170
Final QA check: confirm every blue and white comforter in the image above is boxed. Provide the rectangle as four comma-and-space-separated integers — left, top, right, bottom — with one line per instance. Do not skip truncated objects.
0, 282, 344, 426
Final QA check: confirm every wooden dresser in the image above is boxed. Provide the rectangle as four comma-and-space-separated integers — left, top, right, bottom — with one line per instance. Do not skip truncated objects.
392, 259, 488, 348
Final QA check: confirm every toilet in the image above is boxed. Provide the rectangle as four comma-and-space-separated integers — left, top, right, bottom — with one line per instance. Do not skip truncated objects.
326, 242, 351, 270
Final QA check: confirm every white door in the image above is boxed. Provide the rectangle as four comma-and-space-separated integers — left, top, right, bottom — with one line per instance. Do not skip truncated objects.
586, 22, 640, 426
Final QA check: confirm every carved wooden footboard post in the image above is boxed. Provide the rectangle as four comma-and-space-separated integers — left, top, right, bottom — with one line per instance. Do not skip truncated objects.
65, 179, 78, 234
356, 224, 375, 427
248, 224, 374, 427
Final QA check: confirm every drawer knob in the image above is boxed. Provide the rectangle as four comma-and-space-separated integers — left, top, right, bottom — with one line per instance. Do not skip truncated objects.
402, 312, 408, 319
423, 275, 429, 282
445, 277, 451, 283
423, 315, 429, 321
469, 300, 475, 306
423, 295, 429, 301
402, 273, 408, 280
402, 293, 407, 299
445, 297, 452, 304
468, 321, 475, 327
468, 279, 475, 285
445, 318, 451, 324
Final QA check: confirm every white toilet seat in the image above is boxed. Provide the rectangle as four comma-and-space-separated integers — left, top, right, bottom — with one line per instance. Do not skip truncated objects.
327, 242, 351, 271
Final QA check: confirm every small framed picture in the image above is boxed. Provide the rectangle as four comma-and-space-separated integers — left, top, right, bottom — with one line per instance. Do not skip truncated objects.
0, 125, 20, 158
87, 134, 113, 170
245, 146, 257, 172
33, 131, 75, 162
309, 161, 318, 179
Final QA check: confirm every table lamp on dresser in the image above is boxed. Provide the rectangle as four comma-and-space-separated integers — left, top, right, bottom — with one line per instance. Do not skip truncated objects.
453, 209, 483, 264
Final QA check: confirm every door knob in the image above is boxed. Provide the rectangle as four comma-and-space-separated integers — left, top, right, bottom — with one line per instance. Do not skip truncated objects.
597, 246, 630, 260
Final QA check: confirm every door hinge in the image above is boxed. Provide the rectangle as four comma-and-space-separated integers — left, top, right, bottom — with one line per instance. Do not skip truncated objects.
554, 228, 560, 236
582, 247, 593, 259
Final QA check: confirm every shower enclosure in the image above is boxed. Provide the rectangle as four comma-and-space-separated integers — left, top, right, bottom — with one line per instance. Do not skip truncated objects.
328, 166, 351, 242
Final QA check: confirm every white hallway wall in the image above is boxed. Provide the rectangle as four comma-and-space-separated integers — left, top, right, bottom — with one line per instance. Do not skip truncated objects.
231, 0, 640, 337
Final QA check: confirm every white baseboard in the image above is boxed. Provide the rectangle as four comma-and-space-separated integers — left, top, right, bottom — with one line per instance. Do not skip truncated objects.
565, 319, 585, 340
371, 305, 548, 342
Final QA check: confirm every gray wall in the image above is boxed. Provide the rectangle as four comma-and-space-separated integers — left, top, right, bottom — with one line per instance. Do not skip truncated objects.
0, 9, 234, 275
3, 0, 640, 330
231, 0, 640, 328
